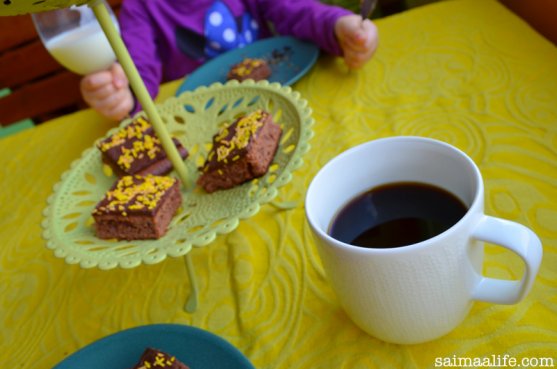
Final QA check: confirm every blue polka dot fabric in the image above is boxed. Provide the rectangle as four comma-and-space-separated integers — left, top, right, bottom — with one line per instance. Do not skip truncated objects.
204, 0, 260, 58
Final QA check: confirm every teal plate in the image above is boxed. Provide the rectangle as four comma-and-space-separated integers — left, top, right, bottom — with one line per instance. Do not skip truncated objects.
176, 36, 319, 95
53, 324, 255, 369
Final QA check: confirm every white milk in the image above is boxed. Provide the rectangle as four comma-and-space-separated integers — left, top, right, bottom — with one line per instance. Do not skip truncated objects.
45, 21, 118, 75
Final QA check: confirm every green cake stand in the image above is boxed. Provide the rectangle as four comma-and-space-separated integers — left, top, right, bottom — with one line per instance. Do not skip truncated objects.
42, 81, 314, 312
1, 1, 314, 312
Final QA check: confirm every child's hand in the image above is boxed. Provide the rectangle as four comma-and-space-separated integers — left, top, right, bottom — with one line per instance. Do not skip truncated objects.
80, 63, 134, 121
335, 15, 379, 69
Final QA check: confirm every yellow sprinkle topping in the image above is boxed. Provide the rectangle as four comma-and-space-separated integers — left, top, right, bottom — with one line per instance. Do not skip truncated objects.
98, 117, 151, 152
154, 353, 166, 366
94, 175, 176, 215
214, 109, 265, 162
98, 117, 163, 171
117, 134, 161, 170
215, 127, 229, 142
231, 58, 264, 77
142, 352, 176, 367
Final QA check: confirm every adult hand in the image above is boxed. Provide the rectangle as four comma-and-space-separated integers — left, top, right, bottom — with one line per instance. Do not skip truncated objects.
80, 63, 134, 121
335, 15, 379, 69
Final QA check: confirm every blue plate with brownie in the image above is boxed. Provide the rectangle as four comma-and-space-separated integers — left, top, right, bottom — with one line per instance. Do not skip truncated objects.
176, 36, 320, 96
53, 324, 255, 369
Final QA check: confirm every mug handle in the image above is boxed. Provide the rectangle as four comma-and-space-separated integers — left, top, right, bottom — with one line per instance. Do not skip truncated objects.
470, 215, 543, 304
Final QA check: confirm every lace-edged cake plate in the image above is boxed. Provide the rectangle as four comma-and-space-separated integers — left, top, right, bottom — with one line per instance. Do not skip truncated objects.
42, 81, 314, 270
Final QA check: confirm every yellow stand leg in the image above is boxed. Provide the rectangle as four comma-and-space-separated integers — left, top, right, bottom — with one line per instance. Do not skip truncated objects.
183, 253, 199, 313
91, 1, 198, 312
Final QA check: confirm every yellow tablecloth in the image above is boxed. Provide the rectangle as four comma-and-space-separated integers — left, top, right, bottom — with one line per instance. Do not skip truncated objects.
1, 0, 556, 367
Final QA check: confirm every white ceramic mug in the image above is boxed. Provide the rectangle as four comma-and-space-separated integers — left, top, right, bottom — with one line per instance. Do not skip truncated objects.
305, 136, 543, 344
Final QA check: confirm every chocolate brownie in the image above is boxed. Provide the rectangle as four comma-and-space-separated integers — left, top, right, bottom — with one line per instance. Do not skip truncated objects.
97, 117, 188, 177
227, 58, 271, 82
131, 348, 189, 369
92, 175, 182, 240
197, 109, 282, 193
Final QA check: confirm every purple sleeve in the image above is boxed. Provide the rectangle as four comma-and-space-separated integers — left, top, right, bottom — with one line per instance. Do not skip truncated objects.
248, 0, 352, 56
118, 1, 162, 112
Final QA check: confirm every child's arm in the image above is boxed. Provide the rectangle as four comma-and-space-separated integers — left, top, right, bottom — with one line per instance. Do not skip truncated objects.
117, 1, 163, 101
250, 0, 378, 68
80, 63, 134, 121
80, 1, 160, 121
335, 15, 379, 69
251, 0, 349, 56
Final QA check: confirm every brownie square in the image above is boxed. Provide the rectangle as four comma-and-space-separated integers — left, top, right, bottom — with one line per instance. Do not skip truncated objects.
97, 117, 188, 177
227, 58, 271, 82
131, 348, 189, 369
197, 109, 282, 193
92, 175, 182, 240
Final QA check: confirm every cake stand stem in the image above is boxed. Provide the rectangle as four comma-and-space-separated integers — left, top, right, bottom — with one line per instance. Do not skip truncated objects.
90, 1, 191, 189
183, 253, 199, 313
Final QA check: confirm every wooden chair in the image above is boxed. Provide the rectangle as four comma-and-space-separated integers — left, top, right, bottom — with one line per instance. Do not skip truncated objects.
2, 0, 554, 130
500, 0, 557, 46
0, 0, 123, 128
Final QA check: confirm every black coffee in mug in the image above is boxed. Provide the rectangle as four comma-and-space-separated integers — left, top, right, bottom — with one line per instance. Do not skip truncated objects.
328, 182, 468, 249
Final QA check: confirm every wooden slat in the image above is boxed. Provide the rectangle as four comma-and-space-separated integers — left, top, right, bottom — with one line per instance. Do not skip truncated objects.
0, 15, 36, 51
0, 72, 83, 126
500, 0, 557, 45
0, 39, 63, 88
